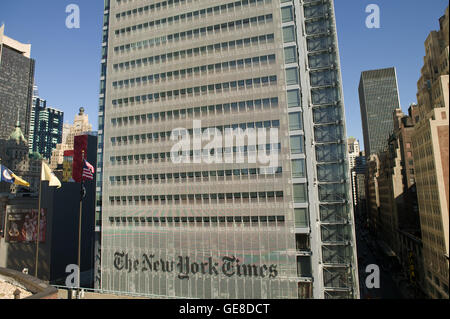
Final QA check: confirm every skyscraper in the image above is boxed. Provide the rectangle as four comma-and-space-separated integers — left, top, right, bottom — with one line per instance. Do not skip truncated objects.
0, 25, 35, 141
29, 87, 64, 160
347, 137, 360, 208
413, 6, 449, 299
359, 67, 401, 156
97, 0, 359, 299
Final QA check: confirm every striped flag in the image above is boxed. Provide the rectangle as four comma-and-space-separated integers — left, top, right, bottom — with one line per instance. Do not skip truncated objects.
82, 159, 95, 181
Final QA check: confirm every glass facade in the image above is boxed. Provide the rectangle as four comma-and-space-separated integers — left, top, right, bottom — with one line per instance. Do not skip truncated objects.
28, 96, 64, 159
97, 0, 359, 299
359, 67, 401, 156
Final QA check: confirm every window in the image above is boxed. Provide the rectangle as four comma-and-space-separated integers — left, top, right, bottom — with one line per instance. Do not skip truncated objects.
286, 67, 299, 85
292, 159, 306, 178
281, 6, 294, 23
287, 89, 301, 107
289, 112, 303, 131
283, 26, 296, 43
297, 256, 312, 277
293, 184, 307, 203
294, 208, 309, 228
290, 135, 304, 154
296, 234, 310, 250
284, 46, 297, 64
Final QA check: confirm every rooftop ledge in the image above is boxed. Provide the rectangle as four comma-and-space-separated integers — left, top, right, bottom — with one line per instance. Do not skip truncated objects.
0, 268, 59, 299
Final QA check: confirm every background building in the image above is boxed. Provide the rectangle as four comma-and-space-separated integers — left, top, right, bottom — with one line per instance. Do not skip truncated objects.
62, 150, 74, 182
28, 87, 64, 160
412, 5, 449, 299
347, 137, 360, 208
353, 154, 367, 220
359, 67, 401, 156
97, 0, 359, 299
0, 118, 41, 194
0, 25, 35, 141
50, 108, 93, 170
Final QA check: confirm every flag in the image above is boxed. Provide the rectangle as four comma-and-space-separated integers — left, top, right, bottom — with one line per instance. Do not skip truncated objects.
0, 164, 30, 187
82, 159, 95, 181
41, 161, 61, 188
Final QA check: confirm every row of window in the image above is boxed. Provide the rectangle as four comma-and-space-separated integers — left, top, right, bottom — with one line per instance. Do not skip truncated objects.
112, 33, 275, 70
114, 0, 270, 21
113, 14, 274, 52
109, 143, 283, 163
111, 119, 281, 141
109, 159, 305, 184
106, 186, 310, 205
112, 54, 276, 88
114, 0, 271, 34
109, 191, 285, 203
114, 0, 189, 13
108, 214, 286, 225
109, 166, 285, 183
110, 97, 280, 124
111, 75, 280, 105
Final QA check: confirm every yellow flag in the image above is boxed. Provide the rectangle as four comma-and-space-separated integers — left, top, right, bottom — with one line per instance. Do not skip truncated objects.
11, 172, 30, 187
41, 161, 61, 188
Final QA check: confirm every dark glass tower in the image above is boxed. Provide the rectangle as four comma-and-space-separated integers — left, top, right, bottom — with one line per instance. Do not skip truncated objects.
359, 67, 401, 155
29, 94, 64, 160
0, 26, 35, 141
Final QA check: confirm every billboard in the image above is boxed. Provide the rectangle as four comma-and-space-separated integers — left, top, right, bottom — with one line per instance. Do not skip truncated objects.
6, 208, 47, 243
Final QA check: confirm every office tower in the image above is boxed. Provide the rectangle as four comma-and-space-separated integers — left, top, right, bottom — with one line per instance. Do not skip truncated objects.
413, 6, 449, 299
359, 67, 401, 156
29, 87, 64, 160
0, 25, 35, 141
50, 108, 93, 169
97, 0, 359, 299
347, 137, 360, 208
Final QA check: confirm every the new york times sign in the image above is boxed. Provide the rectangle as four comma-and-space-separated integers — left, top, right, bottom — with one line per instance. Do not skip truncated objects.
113, 252, 278, 280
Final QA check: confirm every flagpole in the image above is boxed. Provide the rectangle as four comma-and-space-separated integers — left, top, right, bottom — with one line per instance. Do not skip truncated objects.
77, 150, 84, 299
34, 160, 43, 278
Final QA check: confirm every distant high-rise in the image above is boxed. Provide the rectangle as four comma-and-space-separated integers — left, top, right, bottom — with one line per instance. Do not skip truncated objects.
29, 87, 64, 160
0, 25, 35, 141
359, 67, 401, 156
347, 137, 360, 208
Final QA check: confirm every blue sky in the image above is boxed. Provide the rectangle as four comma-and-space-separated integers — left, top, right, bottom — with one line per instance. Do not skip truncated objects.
0, 0, 448, 150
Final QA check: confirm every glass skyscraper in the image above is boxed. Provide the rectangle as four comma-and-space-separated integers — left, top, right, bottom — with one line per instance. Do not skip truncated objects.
29, 90, 64, 160
0, 25, 35, 141
96, 0, 359, 299
358, 67, 401, 156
